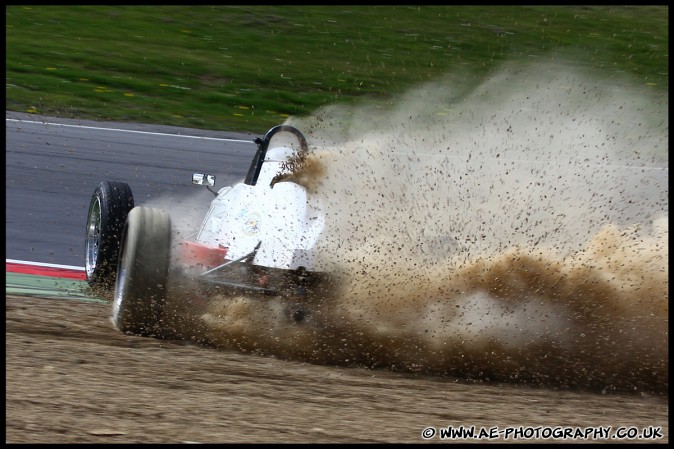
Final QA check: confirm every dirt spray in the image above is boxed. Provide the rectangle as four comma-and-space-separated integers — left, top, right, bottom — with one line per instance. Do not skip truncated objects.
191, 60, 667, 393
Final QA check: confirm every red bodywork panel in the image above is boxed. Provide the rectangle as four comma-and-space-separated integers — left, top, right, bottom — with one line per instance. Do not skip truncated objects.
178, 241, 228, 269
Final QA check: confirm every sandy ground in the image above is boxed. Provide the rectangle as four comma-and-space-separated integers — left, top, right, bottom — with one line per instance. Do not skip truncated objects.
5, 295, 668, 444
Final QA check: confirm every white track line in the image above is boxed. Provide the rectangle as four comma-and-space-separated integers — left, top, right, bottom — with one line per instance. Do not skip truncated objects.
5, 118, 254, 144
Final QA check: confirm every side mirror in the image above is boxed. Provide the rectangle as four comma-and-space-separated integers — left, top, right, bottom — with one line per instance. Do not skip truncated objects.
192, 173, 215, 187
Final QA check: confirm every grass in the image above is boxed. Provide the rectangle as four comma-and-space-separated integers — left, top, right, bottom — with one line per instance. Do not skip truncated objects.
5, 5, 668, 133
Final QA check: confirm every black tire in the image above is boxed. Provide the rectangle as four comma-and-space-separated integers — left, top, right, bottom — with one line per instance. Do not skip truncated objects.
112, 207, 171, 336
84, 181, 134, 287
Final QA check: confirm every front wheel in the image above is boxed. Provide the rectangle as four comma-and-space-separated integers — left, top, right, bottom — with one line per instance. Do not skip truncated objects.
112, 207, 171, 336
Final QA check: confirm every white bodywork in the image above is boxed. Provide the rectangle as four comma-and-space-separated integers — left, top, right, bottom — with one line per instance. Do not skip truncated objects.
195, 131, 325, 271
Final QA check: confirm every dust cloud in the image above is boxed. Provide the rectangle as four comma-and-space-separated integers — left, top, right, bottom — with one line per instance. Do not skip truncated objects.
191, 61, 669, 393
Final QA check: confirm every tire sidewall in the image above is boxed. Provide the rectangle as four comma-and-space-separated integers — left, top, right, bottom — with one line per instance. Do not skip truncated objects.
112, 207, 171, 336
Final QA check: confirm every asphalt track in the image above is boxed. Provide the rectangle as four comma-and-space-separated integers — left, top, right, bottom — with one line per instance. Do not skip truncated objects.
6, 111, 257, 267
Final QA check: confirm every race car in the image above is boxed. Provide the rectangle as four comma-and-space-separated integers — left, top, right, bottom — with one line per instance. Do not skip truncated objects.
84, 125, 327, 337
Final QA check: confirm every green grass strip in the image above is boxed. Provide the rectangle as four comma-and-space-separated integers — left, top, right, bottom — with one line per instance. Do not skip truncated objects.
6, 272, 107, 303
